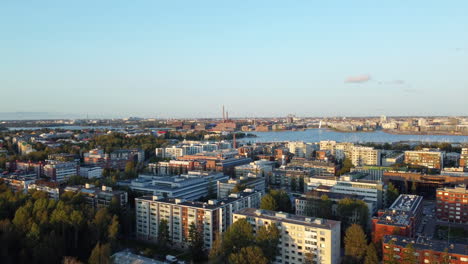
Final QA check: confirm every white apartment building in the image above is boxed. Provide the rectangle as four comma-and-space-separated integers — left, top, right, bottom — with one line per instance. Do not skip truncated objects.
334, 142, 355, 161
234, 208, 341, 264
306, 175, 385, 210
288, 141, 315, 159
135, 189, 262, 249
350, 146, 381, 166
319, 141, 337, 154
27, 183, 60, 200
79, 166, 103, 179
43, 161, 78, 182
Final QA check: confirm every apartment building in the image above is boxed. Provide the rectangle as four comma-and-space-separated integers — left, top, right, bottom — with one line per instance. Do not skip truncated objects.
233, 208, 341, 264
307, 174, 385, 209
217, 176, 266, 198
129, 171, 229, 200
288, 159, 338, 177
234, 160, 276, 178
319, 141, 337, 155
404, 149, 444, 170
288, 141, 315, 159
28, 181, 60, 200
382, 235, 468, 264
84, 148, 143, 170
460, 148, 468, 168
350, 146, 381, 166
135, 189, 262, 249
43, 160, 79, 182
270, 167, 311, 191
295, 191, 375, 220
436, 184, 468, 223
65, 184, 128, 208
79, 165, 103, 179
372, 194, 423, 243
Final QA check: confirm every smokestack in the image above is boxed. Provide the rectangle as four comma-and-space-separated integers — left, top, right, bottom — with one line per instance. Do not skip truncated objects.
226, 111, 229, 121
233, 133, 237, 149
222, 105, 225, 121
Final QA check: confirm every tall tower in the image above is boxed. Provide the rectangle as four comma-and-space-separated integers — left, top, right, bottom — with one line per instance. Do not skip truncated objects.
222, 105, 225, 121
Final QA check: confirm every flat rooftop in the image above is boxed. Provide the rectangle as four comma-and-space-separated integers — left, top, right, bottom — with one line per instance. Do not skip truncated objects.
383, 235, 468, 256
234, 208, 340, 230
136, 189, 259, 210
390, 194, 423, 213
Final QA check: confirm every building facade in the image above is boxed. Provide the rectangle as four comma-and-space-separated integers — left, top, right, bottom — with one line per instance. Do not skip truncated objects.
372, 194, 423, 243
135, 189, 262, 249
436, 184, 468, 223
404, 149, 444, 170
382, 235, 468, 264
233, 208, 341, 264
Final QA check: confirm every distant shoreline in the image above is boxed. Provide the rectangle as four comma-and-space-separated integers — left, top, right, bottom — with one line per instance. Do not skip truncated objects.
251, 128, 468, 137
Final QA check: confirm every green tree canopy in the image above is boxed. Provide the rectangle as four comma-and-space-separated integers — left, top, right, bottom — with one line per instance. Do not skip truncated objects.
222, 218, 255, 257
364, 243, 379, 264
228, 246, 268, 264
260, 194, 278, 211
344, 224, 368, 264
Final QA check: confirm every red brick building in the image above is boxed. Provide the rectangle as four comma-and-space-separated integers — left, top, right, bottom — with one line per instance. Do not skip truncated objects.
383, 235, 468, 264
436, 184, 468, 223
372, 194, 423, 243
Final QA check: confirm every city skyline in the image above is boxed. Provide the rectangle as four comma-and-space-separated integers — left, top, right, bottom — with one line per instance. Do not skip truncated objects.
1, 1, 467, 118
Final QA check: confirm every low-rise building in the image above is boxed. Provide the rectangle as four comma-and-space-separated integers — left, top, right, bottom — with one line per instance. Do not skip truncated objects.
129, 171, 228, 200
307, 174, 386, 209
28, 181, 61, 200
79, 165, 103, 179
382, 235, 468, 264
234, 208, 341, 264
65, 184, 128, 208
372, 194, 423, 243
217, 175, 266, 198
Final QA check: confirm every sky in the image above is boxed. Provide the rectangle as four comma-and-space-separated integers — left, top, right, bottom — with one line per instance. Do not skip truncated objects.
1, 1, 467, 119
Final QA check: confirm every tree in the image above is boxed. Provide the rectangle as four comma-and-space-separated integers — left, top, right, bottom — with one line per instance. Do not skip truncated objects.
188, 222, 205, 262
344, 224, 368, 264
270, 189, 292, 212
318, 195, 333, 219
124, 161, 136, 179
62, 256, 83, 264
93, 208, 112, 242
222, 219, 255, 257
299, 176, 305, 192
290, 177, 297, 192
255, 224, 280, 262
157, 219, 170, 250
364, 243, 379, 264
208, 232, 223, 261
228, 246, 268, 264
232, 183, 246, 194
337, 198, 369, 230
108, 215, 119, 249
260, 194, 278, 211
387, 182, 399, 207
304, 252, 316, 264
338, 158, 354, 175
402, 243, 417, 264
88, 242, 111, 264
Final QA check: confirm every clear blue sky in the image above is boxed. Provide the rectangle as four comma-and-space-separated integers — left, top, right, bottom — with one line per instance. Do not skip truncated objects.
1, 1, 467, 119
